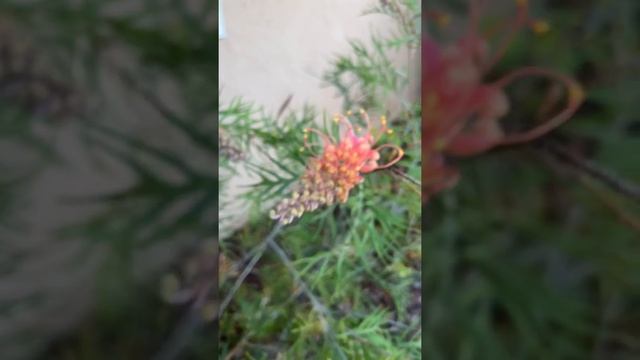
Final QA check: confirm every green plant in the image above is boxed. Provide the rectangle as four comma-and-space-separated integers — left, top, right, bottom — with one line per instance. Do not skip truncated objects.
218, 1, 421, 358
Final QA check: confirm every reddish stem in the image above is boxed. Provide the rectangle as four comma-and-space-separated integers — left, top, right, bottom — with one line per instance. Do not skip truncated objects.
492, 66, 585, 145
373, 144, 405, 170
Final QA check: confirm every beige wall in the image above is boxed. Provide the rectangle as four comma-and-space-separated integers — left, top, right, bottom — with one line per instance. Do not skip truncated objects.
220, 0, 394, 113
218, 0, 418, 237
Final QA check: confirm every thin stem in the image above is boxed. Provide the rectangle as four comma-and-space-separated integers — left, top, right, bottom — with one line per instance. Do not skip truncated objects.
390, 166, 421, 187
224, 332, 252, 360
266, 236, 348, 360
304, 128, 334, 152
543, 141, 640, 202
358, 109, 373, 133
276, 94, 293, 120
373, 144, 404, 169
493, 67, 585, 146
534, 141, 640, 233
332, 113, 355, 134
218, 223, 284, 316
580, 176, 640, 233
153, 224, 283, 360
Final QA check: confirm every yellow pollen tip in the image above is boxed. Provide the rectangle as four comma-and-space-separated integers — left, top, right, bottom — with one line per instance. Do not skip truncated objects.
387, 129, 394, 135
346, 110, 352, 116
299, 147, 305, 152
569, 84, 585, 102
436, 14, 450, 27
532, 20, 550, 35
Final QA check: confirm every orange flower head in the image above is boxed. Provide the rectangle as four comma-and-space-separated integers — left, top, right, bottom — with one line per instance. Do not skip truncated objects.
270, 110, 404, 225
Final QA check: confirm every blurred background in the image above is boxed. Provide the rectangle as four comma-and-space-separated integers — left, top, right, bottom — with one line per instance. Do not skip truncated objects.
0, 0, 215, 358
1, 0, 421, 359
425, 0, 640, 359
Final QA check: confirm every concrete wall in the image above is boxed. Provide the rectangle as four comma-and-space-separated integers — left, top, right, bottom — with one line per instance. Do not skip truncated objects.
219, 0, 393, 113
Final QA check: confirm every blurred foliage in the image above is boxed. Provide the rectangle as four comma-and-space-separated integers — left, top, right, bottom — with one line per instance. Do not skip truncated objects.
425, 0, 640, 359
219, 0, 421, 358
0, 0, 217, 359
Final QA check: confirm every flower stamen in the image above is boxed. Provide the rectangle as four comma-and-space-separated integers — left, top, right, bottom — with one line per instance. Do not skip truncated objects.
270, 110, 403, 224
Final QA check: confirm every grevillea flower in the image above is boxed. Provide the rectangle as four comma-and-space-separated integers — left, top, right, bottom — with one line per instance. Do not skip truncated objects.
270, 110, 404, 225
423, 0, 585, 200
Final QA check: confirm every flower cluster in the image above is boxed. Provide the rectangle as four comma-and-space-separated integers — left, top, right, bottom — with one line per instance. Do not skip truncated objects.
423, 0, 584, 200
270, 110, 403, 225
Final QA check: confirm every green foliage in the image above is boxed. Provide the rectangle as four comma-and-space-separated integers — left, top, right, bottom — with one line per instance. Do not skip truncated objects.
1, 1, 218, 358
219, 0, 421, 358
425, 0, 640, 358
